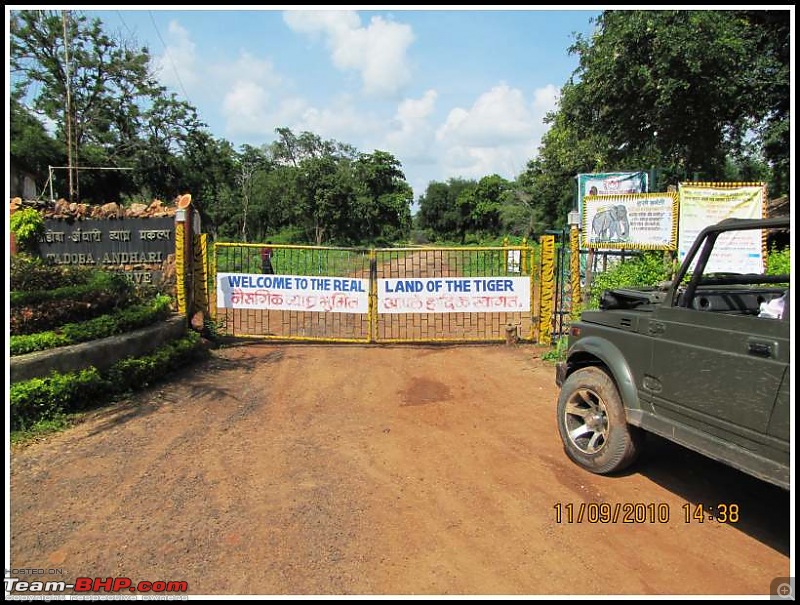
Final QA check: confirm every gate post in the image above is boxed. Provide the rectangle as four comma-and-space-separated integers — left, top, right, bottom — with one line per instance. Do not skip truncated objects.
538, 234, 555, 345
209, 242, 217, 322
368, 249, 378, 343
192, 233, 209, 316
529, 244, 537, 341
174, 193, 193, 319
569, 222, 581, 316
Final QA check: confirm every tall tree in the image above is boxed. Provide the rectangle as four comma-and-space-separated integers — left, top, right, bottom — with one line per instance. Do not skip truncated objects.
740, 10, 790, 197
10, 9, 208, 203
416, 178, 477, 242
352, 150, 412, 243
520, 9, 791, 230
456, 174, 510, 239
236, 144, 272, 242
10, 96, 64, 187
294, 155, 355, 245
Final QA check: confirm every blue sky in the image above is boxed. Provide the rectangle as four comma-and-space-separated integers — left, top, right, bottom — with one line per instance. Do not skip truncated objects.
16, 8, 602, 199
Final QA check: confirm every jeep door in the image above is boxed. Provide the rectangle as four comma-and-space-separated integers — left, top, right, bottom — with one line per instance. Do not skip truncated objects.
644, 304, 789, 465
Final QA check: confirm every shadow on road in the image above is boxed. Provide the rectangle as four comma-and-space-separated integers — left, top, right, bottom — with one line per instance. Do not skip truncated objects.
78, 346, 284, 439
635, 434, 790, 557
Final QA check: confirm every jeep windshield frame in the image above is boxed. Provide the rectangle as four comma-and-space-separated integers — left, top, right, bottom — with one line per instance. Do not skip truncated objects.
669, 216, 790, 308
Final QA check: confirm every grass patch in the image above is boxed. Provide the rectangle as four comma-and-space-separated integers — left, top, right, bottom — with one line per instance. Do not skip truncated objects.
10, 295, 173, 356
10, 332, 207, 433
541, 335, 569, 364
10, 415, 73, 445
215, 244, 372, 276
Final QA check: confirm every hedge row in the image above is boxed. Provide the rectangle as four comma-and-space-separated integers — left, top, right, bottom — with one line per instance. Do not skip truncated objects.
10, 295, 174, 356
10, 270, 134, 307
10, 255, 96, 292
10, 331, 207, 432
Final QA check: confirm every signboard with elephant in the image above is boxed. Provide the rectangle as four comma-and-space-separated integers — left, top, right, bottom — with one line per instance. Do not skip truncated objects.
582, 193, 678, 250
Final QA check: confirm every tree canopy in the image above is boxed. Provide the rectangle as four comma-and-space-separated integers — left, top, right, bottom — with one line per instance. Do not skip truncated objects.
9, 9, 790, 242
519, 9, 790, 229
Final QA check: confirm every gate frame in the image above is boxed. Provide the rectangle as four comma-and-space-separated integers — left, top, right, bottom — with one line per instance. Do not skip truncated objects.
205, 241, 547, 344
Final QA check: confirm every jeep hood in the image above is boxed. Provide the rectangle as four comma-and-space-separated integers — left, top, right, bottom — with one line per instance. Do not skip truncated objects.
598, 287, 666, 311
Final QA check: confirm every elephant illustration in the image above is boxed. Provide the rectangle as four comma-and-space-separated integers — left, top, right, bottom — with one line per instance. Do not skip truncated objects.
591, 204, 630, 241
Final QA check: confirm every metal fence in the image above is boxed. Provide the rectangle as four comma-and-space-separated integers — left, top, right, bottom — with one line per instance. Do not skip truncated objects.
210, 243, 538, 343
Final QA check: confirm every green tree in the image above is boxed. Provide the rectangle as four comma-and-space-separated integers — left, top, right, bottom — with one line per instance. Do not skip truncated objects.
294, 156, 355, 245
270, 127, 357, 166
416, 178, 477, 242
740, 10, 790, 197
11, 10, 154, 200
233, 144, 272, 242
11, 10, 210, 203
180, 132, 238, 234
521, 9, 790, 230
352, 150, 412, 243
10, 97, 64, 188
132, 93, 209, 202
455, 174, 510, 239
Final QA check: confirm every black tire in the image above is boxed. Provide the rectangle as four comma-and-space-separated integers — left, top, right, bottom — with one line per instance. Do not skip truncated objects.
556, 366, 643, 474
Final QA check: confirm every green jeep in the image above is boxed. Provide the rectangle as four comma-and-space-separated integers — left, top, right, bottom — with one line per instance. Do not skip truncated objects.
555, 216, 790, 489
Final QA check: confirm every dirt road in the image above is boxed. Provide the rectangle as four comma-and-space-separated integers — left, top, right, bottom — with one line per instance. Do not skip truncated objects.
10, 343, 790, 596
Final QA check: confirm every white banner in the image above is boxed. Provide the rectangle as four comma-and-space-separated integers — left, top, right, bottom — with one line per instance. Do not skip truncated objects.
378, 277, 530, 314
678, 183, 765, 274
217, 273, 369, 313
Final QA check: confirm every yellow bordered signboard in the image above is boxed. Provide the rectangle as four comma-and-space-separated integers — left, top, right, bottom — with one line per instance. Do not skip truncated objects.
678, 182, 766, 274
581, 192, 678, 250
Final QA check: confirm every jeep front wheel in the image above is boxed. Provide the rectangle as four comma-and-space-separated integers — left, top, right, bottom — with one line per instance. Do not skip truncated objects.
556, 366, 642, 474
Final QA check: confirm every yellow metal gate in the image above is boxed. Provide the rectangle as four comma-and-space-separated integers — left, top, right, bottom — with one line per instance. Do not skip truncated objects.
210, 242, 540, 343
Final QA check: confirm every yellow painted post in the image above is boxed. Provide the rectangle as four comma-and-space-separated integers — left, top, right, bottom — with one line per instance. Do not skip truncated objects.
174, 215, 187, 317
528, 244, 536, 341
538, 234, 555, 345
521, 237, 528, 274
192, 233, 209, 314
210, 242, 217, 322
174, 193, 194, 319
368, 248, 377, 343
569, 225, 581, 317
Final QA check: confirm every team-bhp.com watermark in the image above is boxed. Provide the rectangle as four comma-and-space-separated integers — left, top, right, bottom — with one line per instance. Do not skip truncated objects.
5, 574, 188, 600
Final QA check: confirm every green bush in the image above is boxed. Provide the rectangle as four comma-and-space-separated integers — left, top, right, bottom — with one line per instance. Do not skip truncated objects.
588, 252, 672, 309
11, 271, 138, 336
10, 255, 95, 292
10, 368, 109, 431
541, 335, 569, 363
766, 246, 790, 276
586, 247, 790, 310
10, 208, 45, 254
10, 332, 71, 355
10, 295, 173, 356
11, 270, 134, 306
10, 332, 207, 432
105, 331, 205, 392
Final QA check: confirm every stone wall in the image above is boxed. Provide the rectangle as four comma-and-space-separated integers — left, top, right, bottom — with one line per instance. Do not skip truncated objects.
10, 196, 177, 220
10, 197, 182, 292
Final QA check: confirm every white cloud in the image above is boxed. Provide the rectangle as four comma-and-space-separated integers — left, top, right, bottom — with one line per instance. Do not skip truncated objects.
218, 54, 290, 137
532, 84, 560, 116
295, 96, 381, 143
222, 81, 273, 136
383, 89, 438, 161
153, 21, 199, 89
433, 83, 561, 182
284, 10, 414, 97
211, 52, 283, 89
436, 83, 537, 147
145, 18, 563, 202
